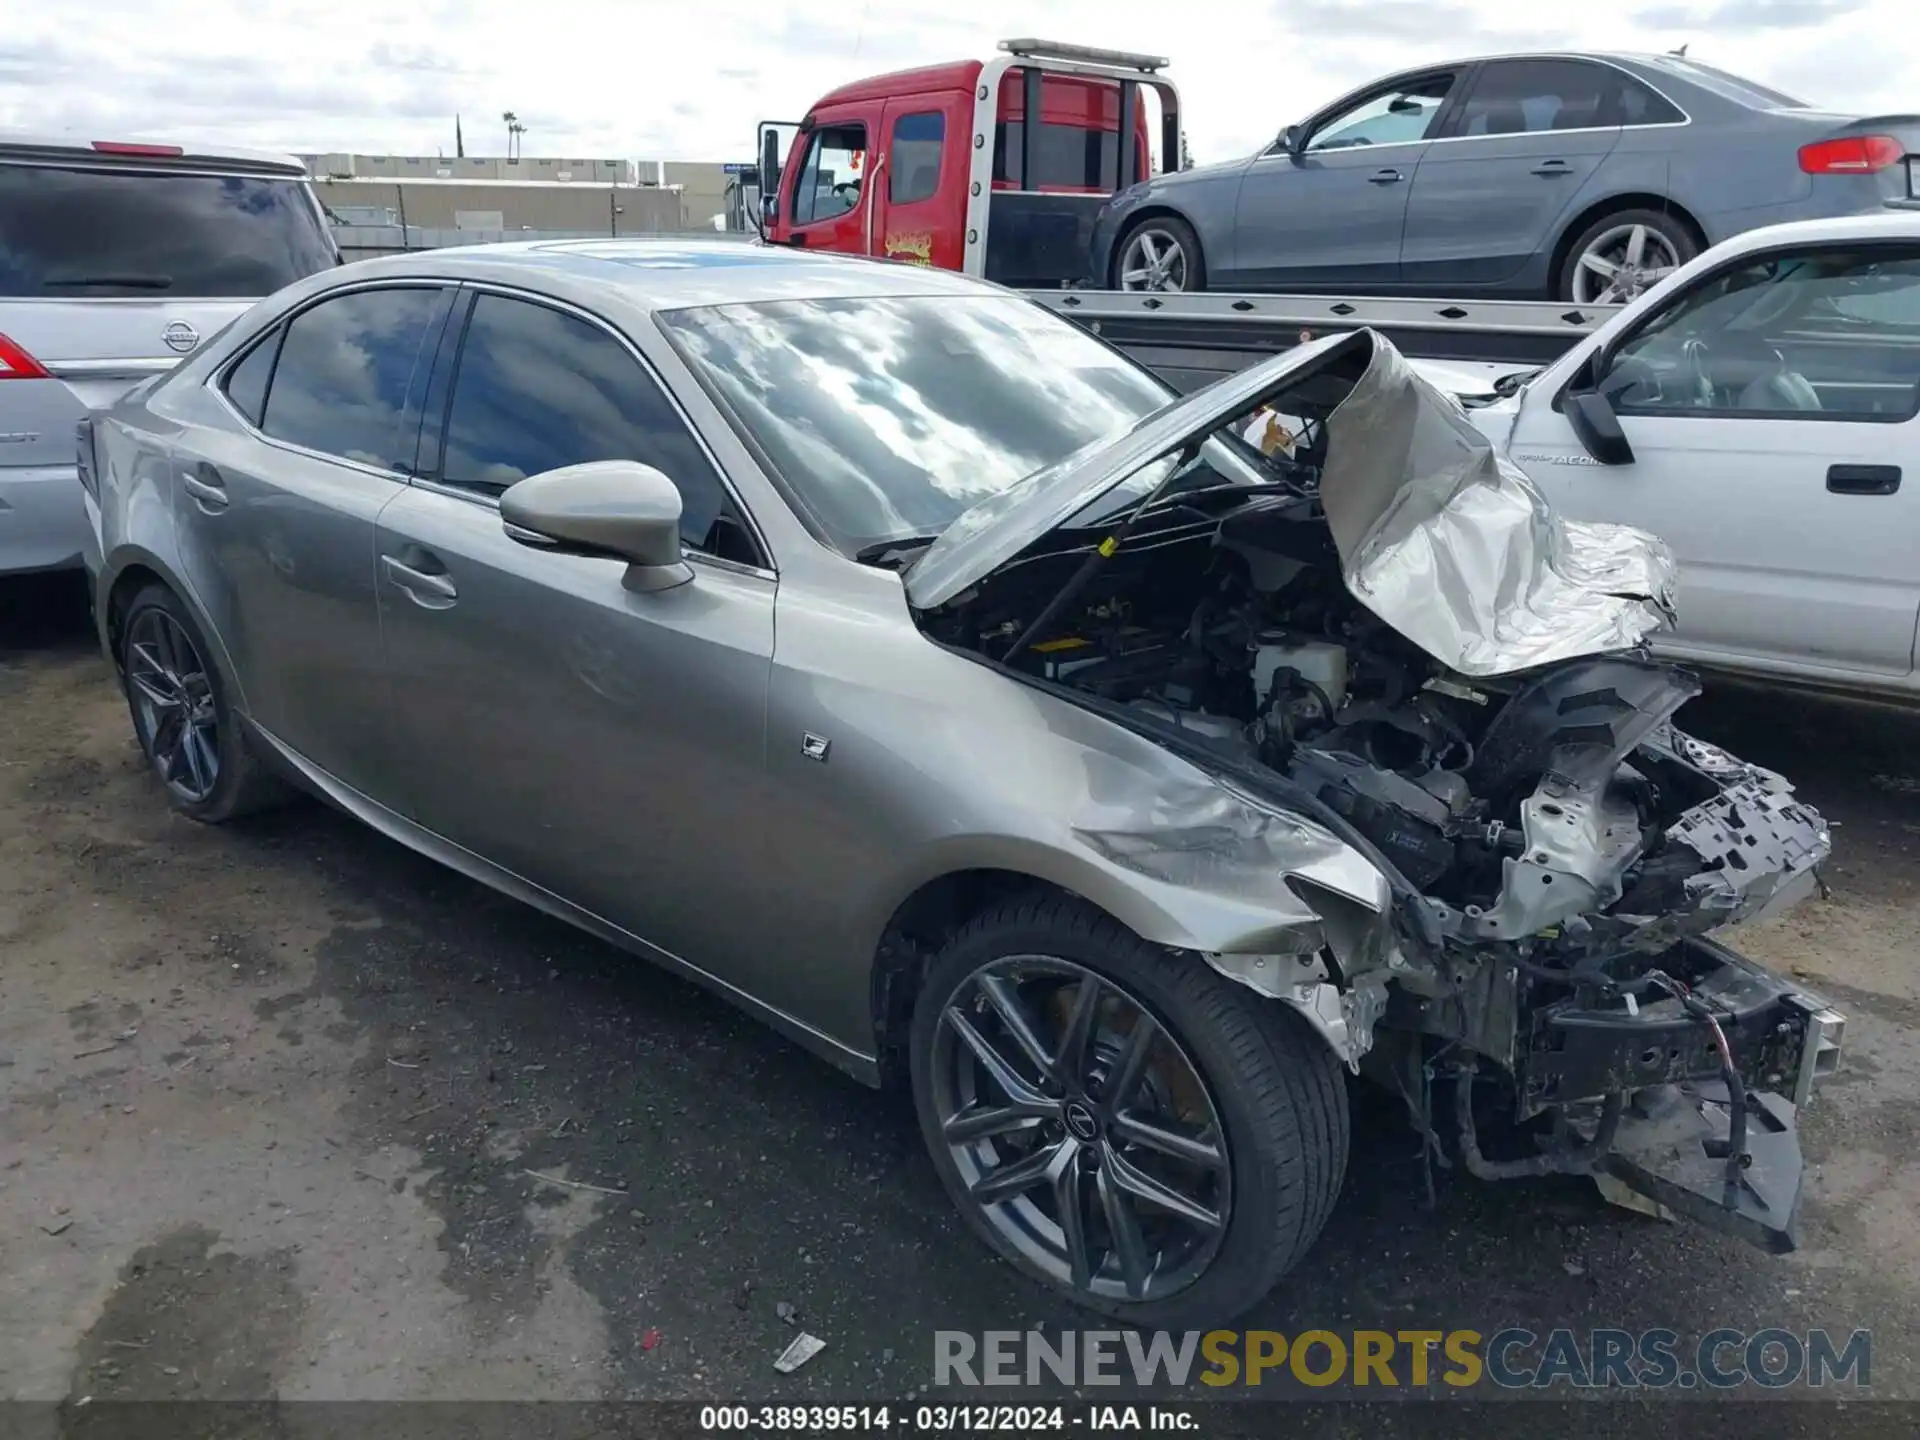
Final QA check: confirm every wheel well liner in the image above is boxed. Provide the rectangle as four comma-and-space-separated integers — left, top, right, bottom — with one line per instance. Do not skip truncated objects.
104, 563, 167, 669
869, 868, 1082, 1087
1549, 194, 1706, 294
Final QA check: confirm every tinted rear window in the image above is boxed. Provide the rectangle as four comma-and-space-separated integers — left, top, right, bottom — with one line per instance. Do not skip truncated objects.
0, 162, 338, 299
1644, 57, 1805, 110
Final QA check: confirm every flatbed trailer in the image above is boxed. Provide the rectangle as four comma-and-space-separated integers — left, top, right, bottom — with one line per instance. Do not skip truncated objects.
1022, 288, 1624, 390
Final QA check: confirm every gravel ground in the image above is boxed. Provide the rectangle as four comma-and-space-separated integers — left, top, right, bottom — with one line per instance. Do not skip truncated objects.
3, 569, 1918, 1425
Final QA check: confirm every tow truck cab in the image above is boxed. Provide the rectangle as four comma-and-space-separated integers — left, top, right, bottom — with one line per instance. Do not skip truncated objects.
758, 38, 1182, 288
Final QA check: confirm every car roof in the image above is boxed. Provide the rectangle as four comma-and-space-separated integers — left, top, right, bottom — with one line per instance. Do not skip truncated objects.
0, 131, 307, 176
330, 238, 1012, 311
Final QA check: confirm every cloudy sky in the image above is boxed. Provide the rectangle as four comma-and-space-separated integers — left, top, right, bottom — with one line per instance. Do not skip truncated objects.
0, 0, 1901, 166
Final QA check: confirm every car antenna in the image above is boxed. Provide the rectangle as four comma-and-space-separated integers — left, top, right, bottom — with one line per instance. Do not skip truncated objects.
1001, 440, 1204, 668
1668, 41, 1688, 56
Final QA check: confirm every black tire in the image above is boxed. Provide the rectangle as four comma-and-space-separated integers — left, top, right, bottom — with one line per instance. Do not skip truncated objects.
908, 893, 1348, 1326
1555, 206, 1697, 305
118, 584, 289, 824
1111, 214, 1207, 293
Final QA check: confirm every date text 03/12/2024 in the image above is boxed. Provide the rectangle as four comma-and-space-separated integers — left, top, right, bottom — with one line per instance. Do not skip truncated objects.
699, 1406, 1194, 1432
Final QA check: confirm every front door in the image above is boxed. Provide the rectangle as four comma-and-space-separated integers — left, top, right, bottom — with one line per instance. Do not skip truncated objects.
1402, 58, 1622, 290
173, 283, 453, 800
873, 98, 961, 270
375, 287, 779, 977
778, 106, 877, 258
1230, 70, 1460, 290
1508, 241, 1920, 681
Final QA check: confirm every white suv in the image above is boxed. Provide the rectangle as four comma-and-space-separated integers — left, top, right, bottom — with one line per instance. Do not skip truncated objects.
0, 134, 338, 576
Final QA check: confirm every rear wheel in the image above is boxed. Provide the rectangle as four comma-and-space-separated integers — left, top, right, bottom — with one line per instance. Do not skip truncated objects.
1558, 208, 1696, 305
908, 894, 1348, 1326
118, 585, 288, 823
1112, 216, 1206, 293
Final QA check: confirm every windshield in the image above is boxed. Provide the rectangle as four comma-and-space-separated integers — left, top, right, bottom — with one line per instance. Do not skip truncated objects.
657, 294, 1186, 552
0, 163, 338, 298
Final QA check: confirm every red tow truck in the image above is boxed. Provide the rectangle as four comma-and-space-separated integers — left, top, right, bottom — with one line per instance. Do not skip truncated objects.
756, 38, 1180, 287
752, 39, 1617, 379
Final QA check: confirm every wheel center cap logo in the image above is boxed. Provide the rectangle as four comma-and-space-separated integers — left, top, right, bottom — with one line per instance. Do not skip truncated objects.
1062, 1100, 1100, 1142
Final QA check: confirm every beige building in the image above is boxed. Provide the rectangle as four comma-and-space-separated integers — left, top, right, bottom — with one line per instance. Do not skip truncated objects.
299, 153, 740, 237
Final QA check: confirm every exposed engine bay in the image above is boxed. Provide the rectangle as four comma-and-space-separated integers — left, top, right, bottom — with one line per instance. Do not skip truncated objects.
923, 486, 1827, 974
912, 368, 1841, 1251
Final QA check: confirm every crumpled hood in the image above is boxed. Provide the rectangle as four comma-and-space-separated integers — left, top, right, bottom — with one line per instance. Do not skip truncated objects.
1321, 336, 1677, 676
906, 328, 1677, 678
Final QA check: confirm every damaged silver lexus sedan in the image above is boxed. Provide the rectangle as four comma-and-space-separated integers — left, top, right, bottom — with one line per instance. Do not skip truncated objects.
81, 241, 1844, 1324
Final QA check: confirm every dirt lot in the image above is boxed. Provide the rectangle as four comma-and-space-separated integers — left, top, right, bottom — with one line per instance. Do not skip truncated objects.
3, 569, 1919, 1419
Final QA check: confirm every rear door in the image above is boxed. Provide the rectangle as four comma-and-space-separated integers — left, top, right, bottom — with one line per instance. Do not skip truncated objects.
1401, 58, 1624, 290
777, 108, 877, 257
0, 149, 337, 572
173, 283, 453, 802
1232, 70, 1461, 290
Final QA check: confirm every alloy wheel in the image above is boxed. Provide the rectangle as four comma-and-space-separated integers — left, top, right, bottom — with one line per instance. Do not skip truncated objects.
126, 608, 221, 804
929, 956, 1231, 1303
1118, 228, 1190, 292
1571, 222, 1681, 305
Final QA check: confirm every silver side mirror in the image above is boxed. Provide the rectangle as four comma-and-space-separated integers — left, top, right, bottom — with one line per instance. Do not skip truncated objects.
501, 460, 693, 593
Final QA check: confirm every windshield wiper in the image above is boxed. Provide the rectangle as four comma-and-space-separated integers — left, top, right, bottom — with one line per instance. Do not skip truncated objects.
41, 275, 175, 290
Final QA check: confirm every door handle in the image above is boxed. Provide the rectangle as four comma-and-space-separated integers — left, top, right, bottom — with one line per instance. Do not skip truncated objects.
1531, 160, 1574, 176
1368, 168, 1404, 184
1827, 463, 1900, 495
180, 464, 228, 511
381, 553, 458, 604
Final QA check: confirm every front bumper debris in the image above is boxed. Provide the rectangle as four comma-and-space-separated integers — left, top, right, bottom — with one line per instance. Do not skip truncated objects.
1517, 937, 1842, 1118
1486, 937, 1845, 1253
1603, 1083, 1805, 1253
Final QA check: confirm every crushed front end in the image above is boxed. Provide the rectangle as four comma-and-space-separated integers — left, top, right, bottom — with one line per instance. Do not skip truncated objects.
909, 326, 1846, 1253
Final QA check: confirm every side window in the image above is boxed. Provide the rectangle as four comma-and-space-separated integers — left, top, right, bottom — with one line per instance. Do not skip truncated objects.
1455, 60, 1613, 135
1609, 75, 1686, 127
1305, 75, 1455, 152
1599, 247, 1920, 420
259, 288, 444, 470
221, 326, 282, 428
889, 112, 945, 204
436, 293, 757, 561
792, 123, 866, 225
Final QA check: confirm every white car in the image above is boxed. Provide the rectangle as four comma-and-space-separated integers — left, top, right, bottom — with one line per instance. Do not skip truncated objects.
1444, 211, 1920, 703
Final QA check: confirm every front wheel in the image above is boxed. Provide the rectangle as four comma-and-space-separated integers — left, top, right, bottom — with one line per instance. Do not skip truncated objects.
908, 895, 1348, 1326
1112, 216, 1206, 293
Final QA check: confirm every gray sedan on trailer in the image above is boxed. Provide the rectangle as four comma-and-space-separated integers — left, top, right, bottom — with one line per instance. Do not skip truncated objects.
1093, 50, 1920, 302
81, 241, 1840, 1322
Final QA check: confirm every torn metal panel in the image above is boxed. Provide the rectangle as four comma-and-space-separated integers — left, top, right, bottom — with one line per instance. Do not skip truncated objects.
1318, 341, 1678, 677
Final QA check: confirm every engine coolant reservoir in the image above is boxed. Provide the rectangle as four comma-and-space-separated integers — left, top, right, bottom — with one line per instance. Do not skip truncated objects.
1253, 637, 1349, 711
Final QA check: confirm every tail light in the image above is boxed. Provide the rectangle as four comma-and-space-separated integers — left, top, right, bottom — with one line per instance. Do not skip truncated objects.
1798, 134, 1904, 174
76, 419, 100, 501
0, 332, 50, 380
